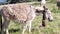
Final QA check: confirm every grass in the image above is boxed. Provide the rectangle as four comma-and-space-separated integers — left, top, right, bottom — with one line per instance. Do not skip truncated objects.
2, 2, 60, 34
8, 13, 60, 34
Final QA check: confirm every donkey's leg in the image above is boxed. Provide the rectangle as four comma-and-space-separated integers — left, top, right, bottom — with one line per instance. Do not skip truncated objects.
28, 20, 32, 33
2, 21, 10, 34
2, 17, 10, 34
28, 17, 35, 33
6, 28, 9, 34
2, 20, 10, 34
22, 22, 28, 34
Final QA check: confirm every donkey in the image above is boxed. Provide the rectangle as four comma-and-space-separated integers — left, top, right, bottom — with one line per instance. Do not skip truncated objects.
0, 4, 53, 34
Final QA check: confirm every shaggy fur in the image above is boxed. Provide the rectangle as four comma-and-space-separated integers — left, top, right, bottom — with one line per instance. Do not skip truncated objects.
0, 3, 53, 34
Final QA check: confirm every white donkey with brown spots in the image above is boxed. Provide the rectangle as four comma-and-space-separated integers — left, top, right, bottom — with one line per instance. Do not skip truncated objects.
0, 4, 53, 34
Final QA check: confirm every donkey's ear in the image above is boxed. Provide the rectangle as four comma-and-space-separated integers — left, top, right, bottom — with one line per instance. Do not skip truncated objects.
43, 6, 45, 9
43, 6, 48, 10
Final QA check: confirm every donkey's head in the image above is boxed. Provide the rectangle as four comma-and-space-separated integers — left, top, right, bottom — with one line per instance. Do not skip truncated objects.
35, 6, 53, 22
43, 6, 53, 22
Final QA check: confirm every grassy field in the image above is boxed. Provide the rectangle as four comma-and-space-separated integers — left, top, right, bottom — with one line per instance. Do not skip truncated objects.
3, 2, 60, 34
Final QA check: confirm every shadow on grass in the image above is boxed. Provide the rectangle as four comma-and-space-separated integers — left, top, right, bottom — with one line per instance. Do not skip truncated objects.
2, 29, 21, 34
9, 29, 20, 32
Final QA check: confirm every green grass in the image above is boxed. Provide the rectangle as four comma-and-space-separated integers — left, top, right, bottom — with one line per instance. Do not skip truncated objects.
8, 13, 60, 34
3, 2, 60, 34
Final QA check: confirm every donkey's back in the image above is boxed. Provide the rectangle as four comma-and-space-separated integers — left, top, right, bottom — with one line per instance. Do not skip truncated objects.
1, 4, 35, 23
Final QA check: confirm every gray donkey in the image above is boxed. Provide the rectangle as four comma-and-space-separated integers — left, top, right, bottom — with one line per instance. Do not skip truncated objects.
0, 4, 53, 34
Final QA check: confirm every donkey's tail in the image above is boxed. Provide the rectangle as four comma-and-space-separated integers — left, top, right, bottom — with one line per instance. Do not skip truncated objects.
0, 9, 2, 31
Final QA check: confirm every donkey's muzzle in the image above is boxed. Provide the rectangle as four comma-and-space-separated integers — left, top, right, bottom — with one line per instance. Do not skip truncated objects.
48, 18, 53, 22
